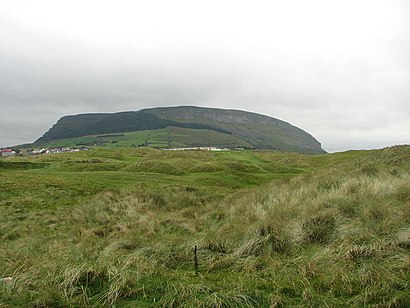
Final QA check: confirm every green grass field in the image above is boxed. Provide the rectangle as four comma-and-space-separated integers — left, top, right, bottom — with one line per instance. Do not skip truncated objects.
32, 126, 252, 149
1, 146, 409, 307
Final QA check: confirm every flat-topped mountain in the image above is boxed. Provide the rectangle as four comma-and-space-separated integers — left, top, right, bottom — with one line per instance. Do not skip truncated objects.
35, 106, 325, 154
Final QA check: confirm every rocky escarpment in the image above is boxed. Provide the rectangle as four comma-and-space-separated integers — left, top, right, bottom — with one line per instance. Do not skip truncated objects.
144, 106, 325, 153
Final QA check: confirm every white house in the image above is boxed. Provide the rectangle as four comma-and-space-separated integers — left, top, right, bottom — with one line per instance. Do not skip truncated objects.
0, 149, 16, 157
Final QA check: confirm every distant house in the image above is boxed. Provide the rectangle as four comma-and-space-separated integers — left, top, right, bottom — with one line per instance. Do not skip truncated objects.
0, 149, 16, 157
32, 149, 47, 154
163, 147, 230, 151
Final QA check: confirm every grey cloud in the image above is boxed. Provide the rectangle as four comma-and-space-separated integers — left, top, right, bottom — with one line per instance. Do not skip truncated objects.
0, 2, 409, 151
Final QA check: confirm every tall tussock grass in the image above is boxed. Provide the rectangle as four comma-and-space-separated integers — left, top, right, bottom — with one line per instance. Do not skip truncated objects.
1, 146, 410, 306
200, 157, 410, 306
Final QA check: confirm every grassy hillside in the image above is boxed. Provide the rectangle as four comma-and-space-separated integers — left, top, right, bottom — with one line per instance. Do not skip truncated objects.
31, 127, 252, 149
1, 146, 409, 307
35, 111, 230, 144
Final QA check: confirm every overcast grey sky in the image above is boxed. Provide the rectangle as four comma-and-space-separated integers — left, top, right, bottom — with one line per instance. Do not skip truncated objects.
0, 0, 409, 152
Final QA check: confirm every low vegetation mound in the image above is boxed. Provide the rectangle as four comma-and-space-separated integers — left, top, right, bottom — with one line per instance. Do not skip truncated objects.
0, 161, 48, 170
123, 160, 186, 175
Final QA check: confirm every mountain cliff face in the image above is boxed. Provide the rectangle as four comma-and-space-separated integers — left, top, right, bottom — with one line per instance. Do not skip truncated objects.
36, 106, 325, 154
144, 107, 325, 153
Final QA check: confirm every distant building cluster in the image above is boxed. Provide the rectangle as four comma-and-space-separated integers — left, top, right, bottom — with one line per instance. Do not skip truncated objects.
0, 147, 89, 157
0, 149, 16, 157
30, 147, 89, 155
163, 147, 237, 151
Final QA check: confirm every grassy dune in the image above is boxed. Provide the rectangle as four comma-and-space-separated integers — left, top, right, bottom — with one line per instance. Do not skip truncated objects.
0, 146, 409, 307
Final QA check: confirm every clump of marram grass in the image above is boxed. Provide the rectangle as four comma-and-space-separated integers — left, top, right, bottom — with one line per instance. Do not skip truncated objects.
204, 240, 229, 254
259, 225, 293, 254
62, 265, 108, 305
159, 282, 256, 308
301, 212, 337, 244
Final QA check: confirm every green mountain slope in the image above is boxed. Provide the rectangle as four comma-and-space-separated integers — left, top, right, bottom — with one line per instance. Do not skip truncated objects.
145, 106, 325, 153
32, 127, 252, 149
34, 106, 325, 153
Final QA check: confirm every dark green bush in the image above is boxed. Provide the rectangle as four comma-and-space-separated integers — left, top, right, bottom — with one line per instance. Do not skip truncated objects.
302, 213, 336, 244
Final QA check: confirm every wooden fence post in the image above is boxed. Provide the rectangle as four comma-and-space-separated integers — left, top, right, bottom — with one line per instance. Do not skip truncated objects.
194, 245, 199, 275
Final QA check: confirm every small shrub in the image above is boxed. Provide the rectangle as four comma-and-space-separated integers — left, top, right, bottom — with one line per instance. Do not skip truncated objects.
234, 231, 292, 257
147, 193, 167, 208
364, 203, 385, 223
360, 164, 378, 176
267, 233, 292, 254
336, 199, 358, 218
76, 270, 107, 290
208, 211, 226, 224
63, 266, 109, 302
396, 229, 410, 249
118, 241, 139, 251
258, 224, 292, 254
258, 224, 274, 237
234, 237, 266, 257
204, 241, 228, 254
185, 185, 197, 193
389, 168, 400, 176
1, 229, 20, 241
347, 245, 374, 260
397, 240, 410, 250
396, 183, 410, 202
317, 177, 342, 191
302, 213, 336, 244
